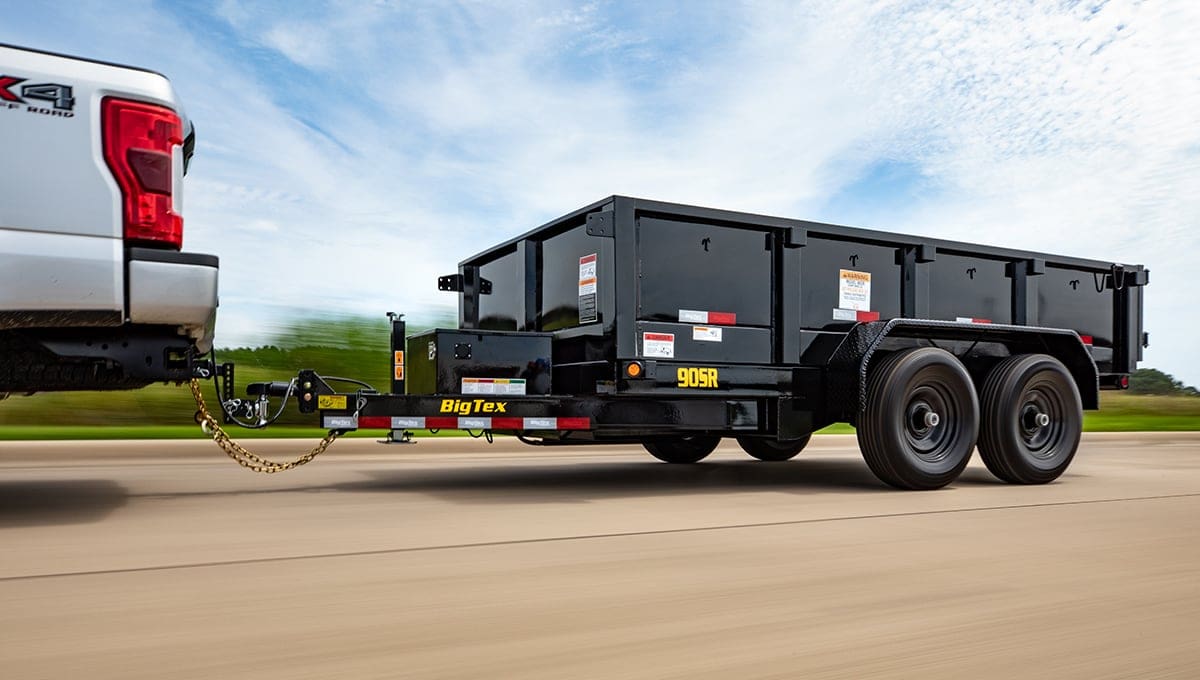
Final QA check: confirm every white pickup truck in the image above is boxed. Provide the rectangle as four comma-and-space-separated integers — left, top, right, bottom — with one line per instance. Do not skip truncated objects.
0, 43, 218, 394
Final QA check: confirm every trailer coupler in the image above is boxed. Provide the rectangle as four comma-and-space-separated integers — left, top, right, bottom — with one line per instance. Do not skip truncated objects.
185, 358, 348, 473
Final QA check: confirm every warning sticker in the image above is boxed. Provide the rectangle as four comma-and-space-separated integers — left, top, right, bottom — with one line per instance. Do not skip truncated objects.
579, 253, 598, 323
643, 332, 675, 358
462, 378, 527, 395
317, 395, 348, 410
693, 326, 723, 342
839, 269, 871, 310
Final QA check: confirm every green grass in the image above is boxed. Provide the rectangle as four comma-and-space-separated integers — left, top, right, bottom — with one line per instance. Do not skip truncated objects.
817, 423, 856, 435
1081, 393, 1200, 432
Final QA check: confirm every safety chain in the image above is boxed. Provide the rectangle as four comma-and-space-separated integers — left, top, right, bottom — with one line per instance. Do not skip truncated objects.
189, 378, 340, 473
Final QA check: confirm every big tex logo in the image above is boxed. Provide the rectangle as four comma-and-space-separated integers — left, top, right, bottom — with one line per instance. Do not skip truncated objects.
439, 398, 509, 415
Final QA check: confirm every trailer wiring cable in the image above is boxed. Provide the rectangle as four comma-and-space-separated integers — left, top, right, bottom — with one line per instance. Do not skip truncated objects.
319, 376, 378, 392
197, 348, 296, 430
214, 375, 297, 429
189, 378, 341, 473
465, 429, 494, 443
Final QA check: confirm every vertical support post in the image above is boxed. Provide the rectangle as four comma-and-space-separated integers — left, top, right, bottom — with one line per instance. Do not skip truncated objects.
898, 247, 917, 318
1010, 263, 1028, 326
520, 238, 540, 332
779, 227, 804, 363
613, 197, 639, 362
1112, 271, 1130, 374
388, 312, 406, 395
1008, 259, 1043, 326
896, 244, 934, 320
461, 265, 480, 329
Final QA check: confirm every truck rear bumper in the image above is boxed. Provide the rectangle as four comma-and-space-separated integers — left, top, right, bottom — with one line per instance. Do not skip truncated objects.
127, 248, 219, 352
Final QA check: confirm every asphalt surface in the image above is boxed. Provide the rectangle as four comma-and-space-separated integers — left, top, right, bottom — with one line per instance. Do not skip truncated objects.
2, 433, 1199, 679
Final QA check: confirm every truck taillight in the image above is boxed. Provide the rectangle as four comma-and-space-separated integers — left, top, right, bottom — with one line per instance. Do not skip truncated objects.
102, 97, 183, 249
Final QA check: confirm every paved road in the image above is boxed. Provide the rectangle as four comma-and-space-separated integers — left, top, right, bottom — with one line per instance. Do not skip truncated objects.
2, 433, 1199, 679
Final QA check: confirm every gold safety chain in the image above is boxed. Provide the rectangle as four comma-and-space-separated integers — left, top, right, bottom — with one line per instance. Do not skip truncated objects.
189, 378, 340, 473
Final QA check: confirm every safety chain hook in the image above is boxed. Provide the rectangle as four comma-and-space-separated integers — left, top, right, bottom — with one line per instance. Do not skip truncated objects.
189, 378, 339, 473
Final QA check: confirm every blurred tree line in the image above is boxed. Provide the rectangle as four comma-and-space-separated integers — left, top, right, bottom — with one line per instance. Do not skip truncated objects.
1129, 368, 1199, 396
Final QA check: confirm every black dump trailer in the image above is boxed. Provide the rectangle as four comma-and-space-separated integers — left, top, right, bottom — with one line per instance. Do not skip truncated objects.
261, 196, 1148, 489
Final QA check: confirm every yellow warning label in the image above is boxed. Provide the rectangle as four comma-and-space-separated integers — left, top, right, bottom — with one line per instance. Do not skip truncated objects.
317, 395, 348, 410
393, 351, 405, 365
394, 365, 405, 380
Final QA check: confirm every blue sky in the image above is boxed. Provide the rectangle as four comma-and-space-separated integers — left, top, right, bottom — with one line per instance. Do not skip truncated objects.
2, 0, 1198, 383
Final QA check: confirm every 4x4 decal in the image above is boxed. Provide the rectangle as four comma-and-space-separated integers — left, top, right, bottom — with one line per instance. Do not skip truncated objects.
0, 74, 75, 117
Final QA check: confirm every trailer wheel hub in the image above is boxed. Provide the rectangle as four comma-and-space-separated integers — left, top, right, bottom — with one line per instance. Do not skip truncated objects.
907, 401, 942, 435
904, 387, 957, 463
1021, 405, 1051, 430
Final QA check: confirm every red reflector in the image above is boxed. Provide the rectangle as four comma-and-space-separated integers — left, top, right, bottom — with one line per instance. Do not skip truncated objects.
707, 311, 737, 326
358, 416, 390, 429
1120, 375, 1129, 388
1080, 335, 1094, 345
102, 98, 183, 249
973, 318, 992, 324
425, 417, 458, 429
491, 417, 524, 430
856, 310, 881, 322
556, 417, 591, 430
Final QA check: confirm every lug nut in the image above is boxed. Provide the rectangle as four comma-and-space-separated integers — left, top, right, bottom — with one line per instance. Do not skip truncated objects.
1035, 413, 1050, 427
924, 411, 940, 428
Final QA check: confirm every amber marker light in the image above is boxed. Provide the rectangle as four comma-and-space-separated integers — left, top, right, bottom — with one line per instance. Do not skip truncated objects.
625, 361, 644, 378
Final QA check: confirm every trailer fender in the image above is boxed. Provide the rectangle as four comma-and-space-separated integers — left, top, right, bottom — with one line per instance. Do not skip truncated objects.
823, 319, 1098, 420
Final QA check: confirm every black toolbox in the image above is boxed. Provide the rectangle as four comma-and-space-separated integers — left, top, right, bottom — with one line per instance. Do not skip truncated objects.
405, 329, 553, 395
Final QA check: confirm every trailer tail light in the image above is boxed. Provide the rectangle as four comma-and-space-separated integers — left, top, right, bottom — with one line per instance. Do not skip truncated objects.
102, 97, 184, 249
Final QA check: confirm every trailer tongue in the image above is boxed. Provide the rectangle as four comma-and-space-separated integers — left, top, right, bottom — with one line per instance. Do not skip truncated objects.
193, 196, 1148, 490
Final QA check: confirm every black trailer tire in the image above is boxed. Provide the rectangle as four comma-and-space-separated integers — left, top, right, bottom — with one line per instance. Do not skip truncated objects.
736, 434, 811, 461
643, 436, 721, 464
857, 348, 979, 490
978, 354, 1082, 484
